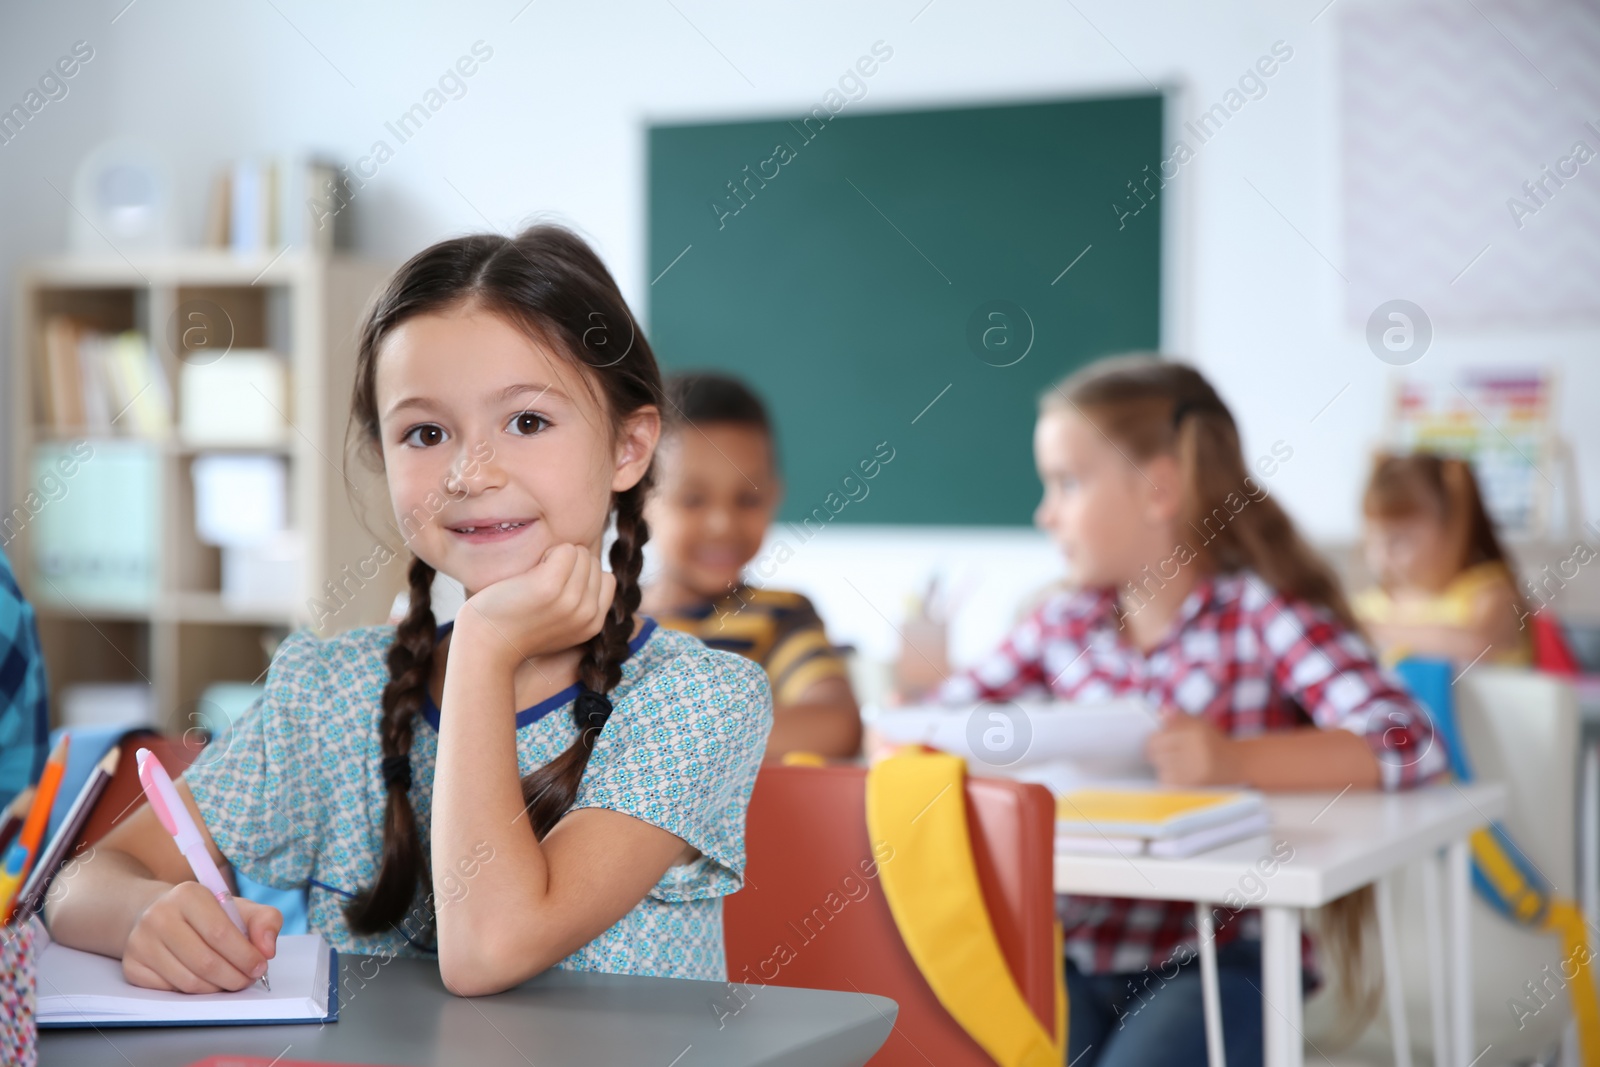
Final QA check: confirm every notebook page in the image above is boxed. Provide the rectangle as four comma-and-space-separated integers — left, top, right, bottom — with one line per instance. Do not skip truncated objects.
37, 930, 328, 1023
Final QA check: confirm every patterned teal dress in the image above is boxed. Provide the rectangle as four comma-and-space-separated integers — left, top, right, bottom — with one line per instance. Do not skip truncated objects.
185, 617, 772, 980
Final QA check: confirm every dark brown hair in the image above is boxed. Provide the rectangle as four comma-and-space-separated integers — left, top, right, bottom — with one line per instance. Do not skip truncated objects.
667, 372, 771, 431
1045, 354, 1378, 1031
343, 225, 664, 937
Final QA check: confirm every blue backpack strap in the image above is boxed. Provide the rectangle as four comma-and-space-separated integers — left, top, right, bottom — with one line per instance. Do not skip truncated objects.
1393, 657, 1472, 780
1394, 656, 1551, 924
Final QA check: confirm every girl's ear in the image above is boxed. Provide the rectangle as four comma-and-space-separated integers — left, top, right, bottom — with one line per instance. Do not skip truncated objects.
1139, 452, 1186, 525
612, 405, 662, 493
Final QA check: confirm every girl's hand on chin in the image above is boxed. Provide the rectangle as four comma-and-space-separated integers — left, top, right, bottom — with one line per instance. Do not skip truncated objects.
458, 543, 617, 665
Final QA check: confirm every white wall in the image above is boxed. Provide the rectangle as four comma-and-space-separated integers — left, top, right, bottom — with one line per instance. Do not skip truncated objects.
3, 0, 1597, 659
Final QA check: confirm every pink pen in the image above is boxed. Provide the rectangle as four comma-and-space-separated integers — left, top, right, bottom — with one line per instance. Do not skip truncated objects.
136, 748, 270, 992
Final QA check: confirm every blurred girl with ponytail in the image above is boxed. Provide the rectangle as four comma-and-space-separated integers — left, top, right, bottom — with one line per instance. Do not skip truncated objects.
1355, 452, 1531, 667
46, 225, 773, 997
924, 355, 1449, 1066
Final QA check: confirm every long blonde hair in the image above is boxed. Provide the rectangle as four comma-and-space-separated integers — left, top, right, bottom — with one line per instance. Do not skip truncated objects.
1046, 354, 1380, 1032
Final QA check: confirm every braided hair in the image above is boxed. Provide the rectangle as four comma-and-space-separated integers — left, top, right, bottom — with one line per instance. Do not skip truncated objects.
343, 226, 664, 936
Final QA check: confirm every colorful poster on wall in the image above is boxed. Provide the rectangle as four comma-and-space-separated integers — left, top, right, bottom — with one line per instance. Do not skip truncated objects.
1389, 369, 1555, 537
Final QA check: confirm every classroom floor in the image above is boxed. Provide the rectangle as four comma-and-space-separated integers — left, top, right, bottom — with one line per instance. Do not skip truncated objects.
1301, 990, 1573, 1067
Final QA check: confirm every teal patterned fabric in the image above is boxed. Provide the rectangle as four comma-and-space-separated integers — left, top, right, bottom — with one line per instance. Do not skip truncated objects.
185, 617, 771, 980
0, 546, 49, 809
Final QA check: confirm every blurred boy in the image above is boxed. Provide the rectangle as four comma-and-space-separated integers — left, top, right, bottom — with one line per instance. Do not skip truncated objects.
643, 373, 862, 760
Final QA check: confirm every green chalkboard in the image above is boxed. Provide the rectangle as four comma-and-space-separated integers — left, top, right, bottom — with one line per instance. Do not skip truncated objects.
647, 94, 1163, 526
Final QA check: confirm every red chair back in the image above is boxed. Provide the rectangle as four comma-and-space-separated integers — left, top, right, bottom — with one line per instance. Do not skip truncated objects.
724, 764, 1058, 1065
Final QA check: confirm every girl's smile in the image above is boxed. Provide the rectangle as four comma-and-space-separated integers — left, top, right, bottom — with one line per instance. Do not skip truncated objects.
445, 516, 537, 544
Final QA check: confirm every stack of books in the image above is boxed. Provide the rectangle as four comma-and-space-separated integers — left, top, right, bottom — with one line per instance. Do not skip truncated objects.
39, 317, 171, 437
1055, 788, 1270, 859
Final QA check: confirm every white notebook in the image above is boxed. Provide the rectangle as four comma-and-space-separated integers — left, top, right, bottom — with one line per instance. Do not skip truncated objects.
34, 924, 337, 1028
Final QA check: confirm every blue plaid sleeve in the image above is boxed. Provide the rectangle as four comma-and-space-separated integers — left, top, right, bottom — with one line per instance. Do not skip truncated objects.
0, 546, 50, 807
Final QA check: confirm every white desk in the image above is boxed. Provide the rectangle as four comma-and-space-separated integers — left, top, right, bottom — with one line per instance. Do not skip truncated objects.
1053, 783, 1508, 1067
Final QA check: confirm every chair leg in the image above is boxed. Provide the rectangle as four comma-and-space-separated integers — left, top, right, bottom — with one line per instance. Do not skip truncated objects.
1447, 839, 1474, 1067
1195, 901, 1226, 1067
1376, 873, 1414, 1067
1583, 742, 1599, 960
1420, 853, 1452, 1067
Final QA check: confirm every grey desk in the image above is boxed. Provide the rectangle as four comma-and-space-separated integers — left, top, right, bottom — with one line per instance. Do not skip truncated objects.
39, 955, 897, 1067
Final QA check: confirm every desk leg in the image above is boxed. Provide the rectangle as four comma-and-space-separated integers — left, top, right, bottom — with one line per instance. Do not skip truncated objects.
1261, 905, 1303, 1067
1195, 902, 1227, 1067
1584, 741, 1598, 960
1447, 838, 1473, 1067
1376, 874, 1414, 1067
1420, 852, 1452, 1067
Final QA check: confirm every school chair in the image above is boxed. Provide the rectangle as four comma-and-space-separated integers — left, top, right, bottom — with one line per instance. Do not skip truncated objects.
725, 761, 1061, 1066
1344, 666, 1583, 1065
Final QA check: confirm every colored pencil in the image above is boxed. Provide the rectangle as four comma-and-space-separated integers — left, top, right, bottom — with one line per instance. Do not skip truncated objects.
0, 735, 70, 923
0, 788, 33, 856
12, 747, 121, 924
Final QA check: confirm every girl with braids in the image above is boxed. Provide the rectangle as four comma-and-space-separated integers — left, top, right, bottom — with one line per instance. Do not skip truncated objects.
894, 355, 1449, 1066
46, 225, 773, 996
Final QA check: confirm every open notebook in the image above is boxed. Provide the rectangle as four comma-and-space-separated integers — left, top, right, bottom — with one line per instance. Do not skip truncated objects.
34, 924, 337, 1028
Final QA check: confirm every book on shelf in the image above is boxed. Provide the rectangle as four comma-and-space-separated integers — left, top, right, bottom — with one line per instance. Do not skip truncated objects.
31, 440, 159, 609
37, 317, 171, 438
206, 155, 349, 254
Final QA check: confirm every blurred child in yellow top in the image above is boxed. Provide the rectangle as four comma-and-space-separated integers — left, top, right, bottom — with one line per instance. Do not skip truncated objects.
1355, 452, 1531, 667
642, 373, 862, 760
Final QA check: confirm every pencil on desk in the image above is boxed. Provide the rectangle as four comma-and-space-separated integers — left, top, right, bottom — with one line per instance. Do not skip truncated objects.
0, 787, 33, 856
12, 747, 121, 925
0, 735, 70, 924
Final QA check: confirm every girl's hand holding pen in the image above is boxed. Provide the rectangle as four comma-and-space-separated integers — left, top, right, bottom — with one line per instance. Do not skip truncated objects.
123, 747, 281, 994
123, 884, 282, 994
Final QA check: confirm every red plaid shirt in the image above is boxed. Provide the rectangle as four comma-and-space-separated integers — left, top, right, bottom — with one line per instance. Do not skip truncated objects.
938, 569, 1448, 976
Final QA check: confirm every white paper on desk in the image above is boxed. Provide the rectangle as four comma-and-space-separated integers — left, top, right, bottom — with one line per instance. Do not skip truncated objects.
36, 925, 331, 1025
869, 697, 1160, 775
192, 453, 286, 547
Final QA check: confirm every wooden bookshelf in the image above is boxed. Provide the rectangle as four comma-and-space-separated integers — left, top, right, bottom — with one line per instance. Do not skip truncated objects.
8, 250, 404, 733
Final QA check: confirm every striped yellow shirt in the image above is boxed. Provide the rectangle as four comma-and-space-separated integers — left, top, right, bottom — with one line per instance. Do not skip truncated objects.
655, 587, 849, 706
